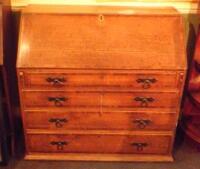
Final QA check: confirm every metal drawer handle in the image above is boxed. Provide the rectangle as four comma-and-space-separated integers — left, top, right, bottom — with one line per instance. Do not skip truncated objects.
134, 97, 154, 107
50, 141, 68, 150
133, 119, 152, 129
49, 118, 68, 128
48, 97, 67, 107
46, 77, 66, 85
131, 142, 148, 151
137, 78, 157, 89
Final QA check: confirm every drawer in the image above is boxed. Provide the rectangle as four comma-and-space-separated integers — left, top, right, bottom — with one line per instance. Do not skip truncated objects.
103, 92, 179, 108
22, 91, 178, 109
23, 91, 101, 108
25, 111, 177, 131
27, 133, 172, 154
20, 71, 178, 90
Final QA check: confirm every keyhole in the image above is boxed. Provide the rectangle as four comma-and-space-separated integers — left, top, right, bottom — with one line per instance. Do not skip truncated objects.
98, 14, 104, 23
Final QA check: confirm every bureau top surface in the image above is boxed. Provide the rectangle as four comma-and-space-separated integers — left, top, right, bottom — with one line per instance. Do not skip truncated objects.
17, 5, 187, 70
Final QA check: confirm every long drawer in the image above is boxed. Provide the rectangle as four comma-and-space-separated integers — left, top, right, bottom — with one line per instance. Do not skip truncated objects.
22, 91, 179, 109
20, 71, 179, 90
24, 111, 177, 131
27, 133, 172, 154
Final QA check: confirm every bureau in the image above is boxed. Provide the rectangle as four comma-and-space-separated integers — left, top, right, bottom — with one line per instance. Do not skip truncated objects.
17, 5, 187, 162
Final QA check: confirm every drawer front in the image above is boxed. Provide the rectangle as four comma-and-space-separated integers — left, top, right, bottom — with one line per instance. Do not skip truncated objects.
103, 92, 178, 108
27, 134, 172, 154
21, 71, 178, 90
22, 91, 178, 109
25, 111, 177, 131
23, 91, 101, 108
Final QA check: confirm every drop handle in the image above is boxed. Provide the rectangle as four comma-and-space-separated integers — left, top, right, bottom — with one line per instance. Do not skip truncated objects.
50, 141, 68, 150
133, 119, 152, 129
134, 97, 154, 107
136, 78, 157, 89
49, 118, 68, 128
131, 142, 148, 151
48, 97, 67, 107
46, 77, 66, 85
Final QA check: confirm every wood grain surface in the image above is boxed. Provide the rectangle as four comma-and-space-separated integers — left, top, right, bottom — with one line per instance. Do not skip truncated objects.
17, 6, 187, 161
17, 7, 186, 70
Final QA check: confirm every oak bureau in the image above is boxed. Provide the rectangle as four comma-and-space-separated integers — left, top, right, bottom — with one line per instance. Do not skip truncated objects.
17, 5, 187, 162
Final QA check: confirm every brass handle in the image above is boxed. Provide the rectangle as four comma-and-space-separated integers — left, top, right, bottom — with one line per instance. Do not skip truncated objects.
131, 142, 148, 151
48, 97, 66, 107
46, 77, 66, 85
133, 119, 152, 129
137, 78, 157, 89
134, 97, 154, 107
49, 118, 68, 128
50, 141, 68, 150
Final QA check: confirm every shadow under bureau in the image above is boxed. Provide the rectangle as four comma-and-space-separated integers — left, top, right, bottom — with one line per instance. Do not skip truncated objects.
16, 5, 187, 162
